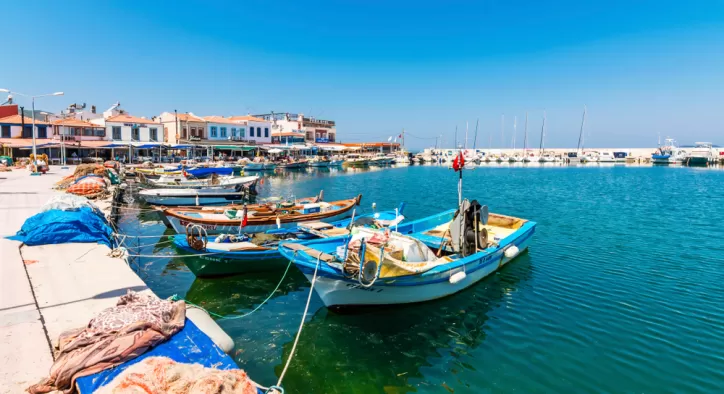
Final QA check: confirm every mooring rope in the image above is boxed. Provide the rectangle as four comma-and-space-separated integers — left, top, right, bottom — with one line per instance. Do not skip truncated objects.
271, 253, 322, 393
169, 255, 296, 321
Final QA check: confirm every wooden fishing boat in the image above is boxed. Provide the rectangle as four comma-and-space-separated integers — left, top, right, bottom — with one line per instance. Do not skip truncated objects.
161, 195, 362, 234
135, 167, 183, 176
279, 202, 536, 308
244, 161, 277, 171
172, 209, 404, 277
139, 188, 249, 206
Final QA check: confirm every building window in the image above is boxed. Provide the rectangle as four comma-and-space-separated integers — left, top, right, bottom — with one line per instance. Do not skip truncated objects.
231, 128, 236, 137
306, 131, 313, 141
112, 126, 121, 140
264, 128, 269, 138
37, 126, 47, 138
95, 128, 105, 137
82, 128, 92, 136
150, 128, 158, 142
132, 128, 140, 141
249, 127, 254, 137
181, 127, 187, 139
1, 125, 10, 138
210, 126, 217, 137
240, 128, 245, 137
220, 127, 227, 138
22, 126, 32, 138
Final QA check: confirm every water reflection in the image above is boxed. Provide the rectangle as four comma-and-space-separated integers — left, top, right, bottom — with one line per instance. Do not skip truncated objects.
273, 254, 534, 393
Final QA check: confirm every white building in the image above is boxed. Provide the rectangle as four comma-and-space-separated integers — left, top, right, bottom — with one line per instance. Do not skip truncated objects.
203, 115, 271, 145
92, 113, 162, 142
254, 112, 336, 143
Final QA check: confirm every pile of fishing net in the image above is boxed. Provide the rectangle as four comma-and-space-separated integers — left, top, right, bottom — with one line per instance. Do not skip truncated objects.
74, 163, 107, 178
95, 357, 262, 394
67, 175, 109, 198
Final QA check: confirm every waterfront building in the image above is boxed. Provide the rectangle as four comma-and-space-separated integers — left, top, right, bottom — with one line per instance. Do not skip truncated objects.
158, 112, 207, 145
92, 113, 162, 143
254, 112, 336, 144
342, 142, 400, 153
227, 115, 272, 145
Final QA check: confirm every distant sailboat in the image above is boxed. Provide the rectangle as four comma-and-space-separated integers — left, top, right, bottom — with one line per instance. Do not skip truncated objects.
522, 112, 538, 162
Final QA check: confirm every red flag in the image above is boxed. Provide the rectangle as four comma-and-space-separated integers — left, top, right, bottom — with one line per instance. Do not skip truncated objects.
452, 152, 465, 171
241, 205, 248, 227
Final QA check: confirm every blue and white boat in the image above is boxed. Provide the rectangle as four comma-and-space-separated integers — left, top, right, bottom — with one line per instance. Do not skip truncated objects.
278, 201, 536, 308
172, 208, 405, 277
185, 166, 234, 178
652, 138, 687, 165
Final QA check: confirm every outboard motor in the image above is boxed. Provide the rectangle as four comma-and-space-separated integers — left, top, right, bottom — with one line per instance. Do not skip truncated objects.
449, 200, 490, 257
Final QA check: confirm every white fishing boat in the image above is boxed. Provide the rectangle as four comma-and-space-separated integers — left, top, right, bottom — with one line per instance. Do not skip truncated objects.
244, 160, 277, 171
139, 188, 248, 206
684, 142, 715, 166
140, 174, 259, 191
652, 138, 687, 164
345, 154, 370, 167
598, 151, 616, 163
580, 151, 599, 163
369, 153, 394, 165
278, 163, 536, 308
309, 157, 331, 167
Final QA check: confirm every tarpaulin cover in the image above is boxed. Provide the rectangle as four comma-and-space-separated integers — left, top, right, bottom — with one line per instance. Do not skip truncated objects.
76, 319, 245, 394
186, 167, 234, 178
7, 206, 114, 247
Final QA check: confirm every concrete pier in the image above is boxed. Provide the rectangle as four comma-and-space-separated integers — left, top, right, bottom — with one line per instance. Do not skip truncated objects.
0, 167, 150, 393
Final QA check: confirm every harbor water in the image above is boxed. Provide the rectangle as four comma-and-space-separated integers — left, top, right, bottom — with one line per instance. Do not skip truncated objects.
119, 164, 724, 393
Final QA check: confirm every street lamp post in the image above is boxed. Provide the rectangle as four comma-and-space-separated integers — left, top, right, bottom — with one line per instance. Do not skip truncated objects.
0, 89, 64, 174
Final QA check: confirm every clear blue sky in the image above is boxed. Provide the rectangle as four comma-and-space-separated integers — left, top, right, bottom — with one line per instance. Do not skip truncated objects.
2, 1, 723, 149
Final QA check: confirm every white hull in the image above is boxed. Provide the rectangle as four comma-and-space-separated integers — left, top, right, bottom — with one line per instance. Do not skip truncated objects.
305, 236, 532, 308
164, 209, 353, 234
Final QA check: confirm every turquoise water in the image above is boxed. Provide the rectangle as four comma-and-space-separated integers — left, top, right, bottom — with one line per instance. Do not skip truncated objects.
120, 164, 724, 393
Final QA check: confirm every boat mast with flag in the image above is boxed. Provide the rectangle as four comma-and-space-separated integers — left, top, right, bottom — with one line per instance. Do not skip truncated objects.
277, 150, 538, 308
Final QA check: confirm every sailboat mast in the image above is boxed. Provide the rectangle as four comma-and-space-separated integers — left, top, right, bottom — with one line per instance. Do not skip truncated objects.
472, 118, 479, 149
577, 105, 587, 153
465, 121, 469, 150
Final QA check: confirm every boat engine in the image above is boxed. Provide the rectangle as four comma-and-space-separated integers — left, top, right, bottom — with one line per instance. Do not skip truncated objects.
451, 200, 490, 257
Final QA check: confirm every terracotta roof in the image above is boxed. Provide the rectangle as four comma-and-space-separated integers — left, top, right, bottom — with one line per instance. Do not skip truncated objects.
106, 114, 160, 124
52, 118, 104, 128
229, 115, 267, 122
175, 113, 206, 122
0, 114, 51, 125
203, 116, 245, 125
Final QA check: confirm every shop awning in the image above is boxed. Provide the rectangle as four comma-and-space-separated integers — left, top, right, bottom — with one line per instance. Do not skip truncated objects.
212, 145, 256, 151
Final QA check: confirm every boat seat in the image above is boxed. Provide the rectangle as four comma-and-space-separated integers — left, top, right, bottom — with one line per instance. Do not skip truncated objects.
282, 243, 337, 262
299, 221, 334, 230
206, 241, 269, 252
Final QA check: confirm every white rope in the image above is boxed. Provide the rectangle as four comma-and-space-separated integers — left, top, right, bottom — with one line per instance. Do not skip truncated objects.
122, 251, 226, 258
275, 253, 322, 390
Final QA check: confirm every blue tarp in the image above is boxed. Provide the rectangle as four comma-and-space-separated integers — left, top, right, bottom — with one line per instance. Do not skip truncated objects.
186, 167, 234, 178
76, 319, 244, 393
7, 207, 114, 247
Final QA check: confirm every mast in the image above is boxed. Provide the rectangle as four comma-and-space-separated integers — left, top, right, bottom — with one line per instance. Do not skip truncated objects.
465, 121, 468, 150
523, 112, 528, 151
472, 118, 479, 149
577, 105, 587, 153
539, 111, 546, 154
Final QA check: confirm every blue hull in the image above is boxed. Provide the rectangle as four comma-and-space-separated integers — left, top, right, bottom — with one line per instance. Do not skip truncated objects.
278, 209, 536, 307
172, 210, 402, 277
185, 167, 234, 178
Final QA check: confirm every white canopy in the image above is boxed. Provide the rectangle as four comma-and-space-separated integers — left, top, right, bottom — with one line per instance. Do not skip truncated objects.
267, 148, 283, 154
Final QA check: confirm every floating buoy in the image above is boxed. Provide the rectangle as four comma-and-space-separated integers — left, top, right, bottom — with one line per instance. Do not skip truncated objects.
449, 271, 466, 284
372, 202, 377, 210
504, 245, 520, 258
276, 216, 281, 229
